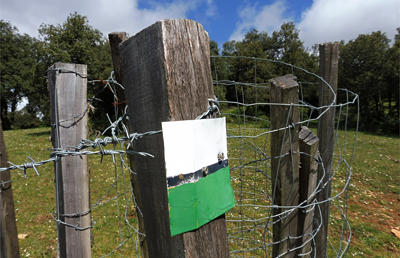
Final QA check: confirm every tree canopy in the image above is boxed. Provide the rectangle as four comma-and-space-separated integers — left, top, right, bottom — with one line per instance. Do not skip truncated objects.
0, 15, 398, 133
0, 21, 37, 129
339, 30, 399, 132
211, 23, 319, 115
0, 13, 113, 131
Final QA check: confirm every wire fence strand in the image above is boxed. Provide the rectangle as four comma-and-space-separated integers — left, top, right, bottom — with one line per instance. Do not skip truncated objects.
1, 55, 358, 257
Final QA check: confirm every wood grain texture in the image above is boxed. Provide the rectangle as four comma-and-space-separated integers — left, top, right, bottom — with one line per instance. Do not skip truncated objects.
0, 121, 20, 258
48, 63, 91, 258
109, 32, 149, 258
298, 126, 319, 258
119, 19, 229, 258
109, 32, 128, 114
270, 74, 300, 258
315, 42, 339, 258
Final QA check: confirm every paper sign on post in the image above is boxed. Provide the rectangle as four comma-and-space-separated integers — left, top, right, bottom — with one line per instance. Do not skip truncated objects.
162, 117, 236, 236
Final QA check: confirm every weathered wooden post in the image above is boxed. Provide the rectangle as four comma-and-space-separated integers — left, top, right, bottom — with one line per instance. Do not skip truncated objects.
270, 74, 300, 258
48, 63, 91, 258
314, 42, 339, 257
109, 32, 149, 257
119, 19, 230, 257
297, 126, 319, 257
0, 121, 20, 258
109, 32, 129, 114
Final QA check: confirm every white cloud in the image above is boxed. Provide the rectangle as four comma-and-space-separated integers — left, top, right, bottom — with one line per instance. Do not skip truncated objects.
229, 0, 292, 41
228, 0, 399, 47
0, 0, 200, 38
298, 0, 400, 48
205, 0, 217, 17
89, 0, 195, 37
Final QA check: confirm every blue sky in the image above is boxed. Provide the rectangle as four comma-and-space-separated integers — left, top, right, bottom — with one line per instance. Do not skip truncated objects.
1, 0, 399, 50
0, 0, 398, 111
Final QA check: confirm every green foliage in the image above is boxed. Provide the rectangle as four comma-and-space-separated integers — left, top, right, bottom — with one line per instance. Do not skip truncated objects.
39, 12, 106, 71
1, 13, 114, 132
13, 108, 44, 129
212, 23, 319, 121
37, 12, 113, 131
2, 14, 398, 134
339, 29, 399, 133
214, 24, 398, 134
0, 20, 37, 130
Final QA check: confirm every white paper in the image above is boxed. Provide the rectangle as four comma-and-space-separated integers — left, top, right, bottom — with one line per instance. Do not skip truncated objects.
162, 117, 228, 178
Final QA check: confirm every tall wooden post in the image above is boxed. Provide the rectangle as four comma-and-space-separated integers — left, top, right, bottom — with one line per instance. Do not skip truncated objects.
109, 32, 149, 257
270, 74, 300, 258
109, 32, 129, 114
48, 63, 91, 258
119, 19, 230, 257
0, 121, 20, 258
297, 126, 319, 257
315, 42, 339, 257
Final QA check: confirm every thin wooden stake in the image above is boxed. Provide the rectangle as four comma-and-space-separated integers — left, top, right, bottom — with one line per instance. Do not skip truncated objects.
270, 74, 300, 258
48, 63, 91, 258
0, 121, 20, 258
109, 32, 128, 114
119, 19, 230, 258
109, 32, 149, 257
314, 42, 339, 257
297, 126, 319, 258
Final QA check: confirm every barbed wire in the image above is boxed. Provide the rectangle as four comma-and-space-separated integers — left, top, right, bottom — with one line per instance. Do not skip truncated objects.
0, 92, 219, 179
0, 68, 221, 256
44, 68, 124, 128
196, 96, 221, 119
3, 55, 358, 257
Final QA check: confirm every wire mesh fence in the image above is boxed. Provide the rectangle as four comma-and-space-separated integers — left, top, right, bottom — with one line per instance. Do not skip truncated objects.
1, 69, 149, 257
212, 56, 358, 257
1, 54, 358, 257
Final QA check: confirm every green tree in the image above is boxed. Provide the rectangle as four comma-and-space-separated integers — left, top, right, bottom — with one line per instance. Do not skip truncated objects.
383, 28, 400, 123
381, 28, 400, 132
219, 30, 274, 107
38, 12, 108, 73
0, 20, 37, 130
36, 12, 113, 131
269, 22, 318, 82
218, 24, 319, 116
339, 31, 399, 130
210, 40, 228, 104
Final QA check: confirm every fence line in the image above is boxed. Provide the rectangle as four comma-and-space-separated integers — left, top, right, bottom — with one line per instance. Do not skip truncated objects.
0, 68, 224, 257
210, 55, 358, 257
1, 54, 358, 257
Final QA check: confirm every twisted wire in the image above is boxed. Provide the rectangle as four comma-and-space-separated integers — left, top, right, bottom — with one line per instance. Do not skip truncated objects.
4, 54, 358, 257
211, 56, 357, 257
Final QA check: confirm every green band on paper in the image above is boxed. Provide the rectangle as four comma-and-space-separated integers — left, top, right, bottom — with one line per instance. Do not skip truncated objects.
168, 166, 236, 236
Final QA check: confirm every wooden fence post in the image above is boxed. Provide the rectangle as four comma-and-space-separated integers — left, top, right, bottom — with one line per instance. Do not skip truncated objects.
108, 32, 149, 257
314, 42, 339, 257
48, 63, 91, 258
297, 126, 319, 257
270, 74, 300, 258
119, 19, 230, 257
109, 32, 128, 114
0, 121, 20, 258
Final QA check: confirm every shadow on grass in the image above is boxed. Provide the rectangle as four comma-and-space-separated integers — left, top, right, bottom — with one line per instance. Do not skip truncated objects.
361, 130, 400, 139
27, 130, 51, 137
303, 120, 399, 140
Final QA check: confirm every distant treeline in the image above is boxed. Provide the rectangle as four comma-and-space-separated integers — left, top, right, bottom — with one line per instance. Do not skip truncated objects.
1, 13, 398, 133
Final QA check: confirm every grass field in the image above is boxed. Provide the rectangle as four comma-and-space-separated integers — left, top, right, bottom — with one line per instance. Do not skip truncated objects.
3, 126, 400, 257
